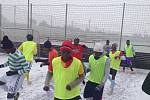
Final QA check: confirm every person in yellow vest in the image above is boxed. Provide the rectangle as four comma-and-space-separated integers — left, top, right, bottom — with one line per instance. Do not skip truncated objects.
84, 43, 110, 100
43, 40, 84, 100
109, 43, 123, 94
124, 40, 135, 72
18, 34, 37, 84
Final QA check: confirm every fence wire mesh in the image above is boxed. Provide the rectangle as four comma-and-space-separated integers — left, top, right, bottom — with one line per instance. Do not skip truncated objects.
0, 3, 150, 52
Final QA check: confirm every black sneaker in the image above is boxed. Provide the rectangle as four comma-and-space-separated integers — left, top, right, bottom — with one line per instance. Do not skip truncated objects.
0, 81, 5, 85
14, 92, 19, 100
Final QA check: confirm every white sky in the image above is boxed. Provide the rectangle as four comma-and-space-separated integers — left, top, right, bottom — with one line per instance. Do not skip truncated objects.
0, 0, 150, 5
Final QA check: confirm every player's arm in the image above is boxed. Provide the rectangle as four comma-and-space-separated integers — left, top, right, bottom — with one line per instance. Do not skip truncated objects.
43, 64, 53, 91
0, 61, 9, 68
66, 62, 84, 90
101, 58, 110, 84
33, 43, 37, 55
44, 71, 53, 86
18, 43, 23, 52
132, 45, 136, 56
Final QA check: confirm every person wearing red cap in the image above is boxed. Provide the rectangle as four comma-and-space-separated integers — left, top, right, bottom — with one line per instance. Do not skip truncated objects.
72, 38, 88, 84
43, 40, 84, 100
72, 38, 87, 61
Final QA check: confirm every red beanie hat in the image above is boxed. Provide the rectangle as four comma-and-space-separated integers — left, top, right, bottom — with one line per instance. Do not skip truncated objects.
60, 40, 73, 52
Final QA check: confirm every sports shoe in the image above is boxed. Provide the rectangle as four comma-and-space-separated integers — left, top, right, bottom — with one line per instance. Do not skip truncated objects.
14, 92, 19, 100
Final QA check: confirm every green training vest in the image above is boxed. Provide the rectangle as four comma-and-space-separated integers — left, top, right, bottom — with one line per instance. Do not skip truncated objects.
125, 45, 134, 57
109, 51, 121, 71
52, 57, 81, 99
88, 55, 108, 84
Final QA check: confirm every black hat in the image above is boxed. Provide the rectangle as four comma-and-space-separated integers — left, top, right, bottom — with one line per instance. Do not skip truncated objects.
74, 38, 79, 41
1, 38, 14, 49
44, 40, 52, 48
26, 34, 33, 41
2, 35, 9, 41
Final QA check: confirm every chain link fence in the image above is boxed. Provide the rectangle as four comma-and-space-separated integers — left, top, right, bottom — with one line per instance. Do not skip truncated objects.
0, 3, 150, 51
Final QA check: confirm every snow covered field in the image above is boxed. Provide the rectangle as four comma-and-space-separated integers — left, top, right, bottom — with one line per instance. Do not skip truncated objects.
0, 53, 150, 100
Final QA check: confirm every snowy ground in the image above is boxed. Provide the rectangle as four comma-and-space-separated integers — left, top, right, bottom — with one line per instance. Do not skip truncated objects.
0, 53, 150, 100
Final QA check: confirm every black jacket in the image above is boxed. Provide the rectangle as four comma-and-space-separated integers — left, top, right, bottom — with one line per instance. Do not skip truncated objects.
142, 72, 150, 95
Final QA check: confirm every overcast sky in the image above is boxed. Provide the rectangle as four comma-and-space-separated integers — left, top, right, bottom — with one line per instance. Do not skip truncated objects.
0, 0, 150, 5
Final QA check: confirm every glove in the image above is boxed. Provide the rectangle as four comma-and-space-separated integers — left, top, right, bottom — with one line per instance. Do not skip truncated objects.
0, 64, 4, 68
34, 59, 38, 63
95, 84, 104, 92
134, 55, 136, 58
86, 68, 91, 73
66, 84, 72, 91
40, 63, 49, 67
40, 64, 43, 67
43, 86, 49, 91
6, 71, 18, 76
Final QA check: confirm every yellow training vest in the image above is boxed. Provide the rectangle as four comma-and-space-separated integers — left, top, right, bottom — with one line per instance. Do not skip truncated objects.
109, 51, 121, 71
88, 55, 108, 84
18, 41, 37, 62
52, 57, 81, 99
125, 45, 134, 57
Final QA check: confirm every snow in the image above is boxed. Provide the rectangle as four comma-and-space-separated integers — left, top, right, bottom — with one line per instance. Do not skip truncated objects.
0, 53, 150, 100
